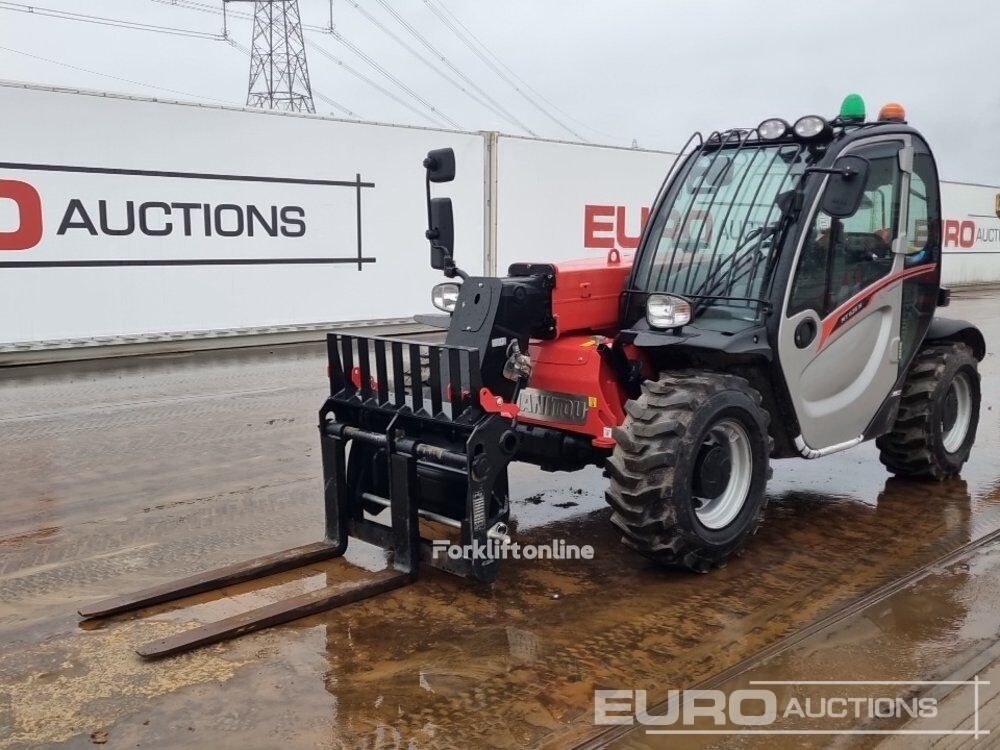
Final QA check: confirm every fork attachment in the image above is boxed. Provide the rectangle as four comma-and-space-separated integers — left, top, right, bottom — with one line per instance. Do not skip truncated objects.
79, 332, 517, 658
323, 332, 518, 583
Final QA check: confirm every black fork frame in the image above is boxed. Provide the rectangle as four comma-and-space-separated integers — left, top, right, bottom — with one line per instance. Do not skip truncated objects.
323, 331, 517, 582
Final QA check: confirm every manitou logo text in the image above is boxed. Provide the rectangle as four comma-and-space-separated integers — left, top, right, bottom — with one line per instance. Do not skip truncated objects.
0, 179, 43, 251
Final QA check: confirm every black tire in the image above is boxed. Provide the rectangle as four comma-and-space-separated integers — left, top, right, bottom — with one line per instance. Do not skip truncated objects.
605, 372, 772, 573
877, 343, 981, 480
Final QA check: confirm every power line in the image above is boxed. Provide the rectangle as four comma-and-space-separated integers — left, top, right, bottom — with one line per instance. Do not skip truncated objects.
313, 89, 358, 119
322, 26, 461, 129
420, 0, 586, 141
151, 0, 458, 129
2, 2, 356, 118
353, 0, 536, 136
432, 0, 622, 142
0, 43, 233, 103
310, 43, 448, 128
0, 2, 221, 40
225, 36, 357, 119
230, 22, 439, 126
150, 0, 330, 33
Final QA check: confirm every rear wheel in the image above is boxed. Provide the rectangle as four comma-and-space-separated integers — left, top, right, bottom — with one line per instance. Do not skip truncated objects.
877, 343, 980, 480
605, 372, 772, 572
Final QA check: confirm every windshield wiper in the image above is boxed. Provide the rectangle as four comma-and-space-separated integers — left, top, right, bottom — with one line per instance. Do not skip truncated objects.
687, 224, 778, 316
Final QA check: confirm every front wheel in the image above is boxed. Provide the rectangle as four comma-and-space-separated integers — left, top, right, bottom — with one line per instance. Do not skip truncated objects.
877, 343, 981, 480
604, 372, 772, 573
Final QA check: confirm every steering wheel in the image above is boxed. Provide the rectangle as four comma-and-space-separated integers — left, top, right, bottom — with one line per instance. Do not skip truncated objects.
870, 230, 893, 258
845, 232, 892, 261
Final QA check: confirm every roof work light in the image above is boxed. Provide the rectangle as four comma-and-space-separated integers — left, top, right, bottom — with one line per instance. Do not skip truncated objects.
839, 93, 866, 121
878, 102, 907, 122
757, 118, 790, 140
793, 115, 830, 139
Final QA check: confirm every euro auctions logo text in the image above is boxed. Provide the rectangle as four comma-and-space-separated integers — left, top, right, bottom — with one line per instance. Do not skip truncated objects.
594, 688, 938, 727
595, 680, 990, 738
0, 178, 307, 252
0, 179, 43, 251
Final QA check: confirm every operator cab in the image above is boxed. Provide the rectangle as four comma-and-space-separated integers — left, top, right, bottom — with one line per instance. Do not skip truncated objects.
623, 95, 947, 457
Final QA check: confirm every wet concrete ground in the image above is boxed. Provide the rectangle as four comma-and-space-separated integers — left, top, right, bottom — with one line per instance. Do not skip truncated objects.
0, 289, 997, 749
603, 518, 1000, 749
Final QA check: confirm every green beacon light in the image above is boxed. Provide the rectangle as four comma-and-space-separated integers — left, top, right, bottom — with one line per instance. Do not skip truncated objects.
839, 93, 866, 122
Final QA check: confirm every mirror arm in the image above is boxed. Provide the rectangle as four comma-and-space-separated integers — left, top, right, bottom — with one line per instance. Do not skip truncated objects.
805, 166, 860, 179
444, 260, 468, 280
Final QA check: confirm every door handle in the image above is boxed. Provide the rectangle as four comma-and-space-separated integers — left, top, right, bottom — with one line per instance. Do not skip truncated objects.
794, 318, 817, 348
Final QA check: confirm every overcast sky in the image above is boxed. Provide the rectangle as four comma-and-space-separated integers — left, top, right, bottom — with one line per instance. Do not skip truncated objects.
1, 0, 998, 184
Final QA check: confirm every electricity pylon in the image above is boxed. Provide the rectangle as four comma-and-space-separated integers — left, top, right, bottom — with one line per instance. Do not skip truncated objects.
227, 0, 315, 113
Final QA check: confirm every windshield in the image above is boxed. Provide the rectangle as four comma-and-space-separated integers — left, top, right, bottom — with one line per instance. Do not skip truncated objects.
632, 136, 810, 322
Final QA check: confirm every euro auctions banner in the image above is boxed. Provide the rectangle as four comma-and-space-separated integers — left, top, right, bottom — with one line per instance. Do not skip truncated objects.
0, 83, 485, 345
939, 180, 1000, 284
2, 84, 998, 348
0, 165, 362, 263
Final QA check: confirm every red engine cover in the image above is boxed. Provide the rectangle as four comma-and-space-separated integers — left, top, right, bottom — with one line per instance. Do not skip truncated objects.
484, 250, 638, 447
549, 250, 634, 336
517, 335, 628, 448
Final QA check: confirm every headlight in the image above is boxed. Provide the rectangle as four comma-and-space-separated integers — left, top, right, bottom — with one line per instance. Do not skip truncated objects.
431, 282, 461, 312
757, 118, 789, 140
646, 294, 692, 329
793, 115, 829, 139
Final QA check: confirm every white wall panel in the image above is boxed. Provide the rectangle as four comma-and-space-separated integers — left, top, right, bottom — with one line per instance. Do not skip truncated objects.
493, 135, 675, 272
940, 181, 1000, 285
0, 83, 484, 344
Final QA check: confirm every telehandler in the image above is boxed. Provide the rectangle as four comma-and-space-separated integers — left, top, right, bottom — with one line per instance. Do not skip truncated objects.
82, 95, 984, 657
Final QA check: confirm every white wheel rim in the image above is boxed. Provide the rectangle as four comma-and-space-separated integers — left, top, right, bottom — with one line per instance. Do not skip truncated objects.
694, 418, 753, 530
942, 372, 973, 454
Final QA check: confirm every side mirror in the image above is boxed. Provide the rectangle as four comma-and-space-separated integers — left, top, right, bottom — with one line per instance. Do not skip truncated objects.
427, 197, 454, 271
819, 155, 869, 218
423, 147, 464, 279
424, 148, 456, 183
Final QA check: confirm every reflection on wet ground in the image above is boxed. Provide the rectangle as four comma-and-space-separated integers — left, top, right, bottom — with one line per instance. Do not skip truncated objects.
0, 291, 997, 749
606, 510, 1000, 749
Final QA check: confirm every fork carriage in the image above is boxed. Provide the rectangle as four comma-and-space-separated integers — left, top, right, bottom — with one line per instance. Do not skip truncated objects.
79, 331, 520, 658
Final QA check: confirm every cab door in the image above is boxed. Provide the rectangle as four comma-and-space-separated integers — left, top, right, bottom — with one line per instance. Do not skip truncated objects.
777, 137, 914, 453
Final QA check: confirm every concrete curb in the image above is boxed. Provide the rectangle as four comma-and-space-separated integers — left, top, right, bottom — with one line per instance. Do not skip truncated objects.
0, 319, 437, 367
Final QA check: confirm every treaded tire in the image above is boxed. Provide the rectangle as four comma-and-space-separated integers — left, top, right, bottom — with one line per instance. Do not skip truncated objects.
877, 343, 980, 480
605, 371, 772, 573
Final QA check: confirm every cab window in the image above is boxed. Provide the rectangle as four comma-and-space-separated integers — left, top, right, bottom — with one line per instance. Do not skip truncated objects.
898, 143, 941, 367
903, 151, 940, 266
788, 141, 903, 318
